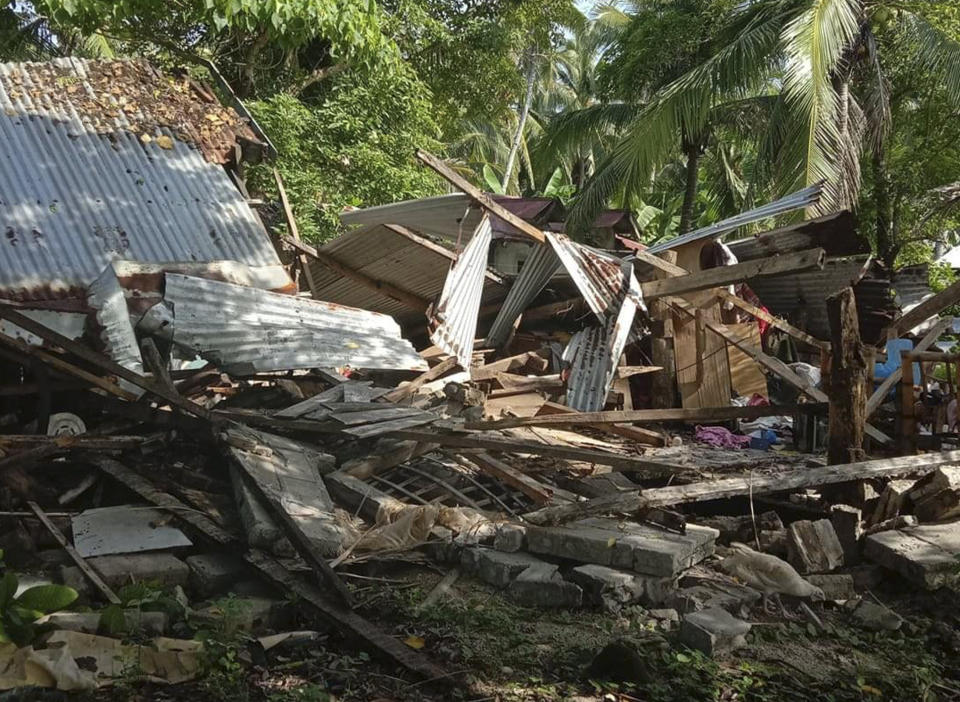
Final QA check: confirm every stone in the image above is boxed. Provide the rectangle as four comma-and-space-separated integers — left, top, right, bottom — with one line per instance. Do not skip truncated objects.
648, 608, 679, 623
586, 634, 668, 683
670, 580, 761, 615
506, 563, 582, 608
570, 564, 675, 611
494, 524, 527, 553
193, 597, 292, 632
60, 552, 189, 591
867, 480, 914, 527
864, 521, 960, 589
786, 519, 844, 574
908, 468, 960, 522
864, 515, 918, 535
36, 610, 167, 635
805, 573, 856, 601
230, 465, 292, 556
849, 600, 902, 632
694, 512, 783, 545
186, 553, 246, 598
461, 547, 546, 588
830, 504, 862, 565
525, 518, 717, 578
679, 607, 751, 656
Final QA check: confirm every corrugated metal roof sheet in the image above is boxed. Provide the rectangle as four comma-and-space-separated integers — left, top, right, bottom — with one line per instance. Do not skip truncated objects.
726, 211, 865, 261
546, 232, 629, 320
0, 58, 284, 301
485, 242, 562, 347
164, 273, 427, 374
647, 183, 824, 254
429, 216, 493, 369
307, 224, 507, 327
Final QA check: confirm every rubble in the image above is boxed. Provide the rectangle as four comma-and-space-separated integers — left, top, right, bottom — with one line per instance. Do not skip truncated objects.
786, 519, 845, 573
679, 607, 752, 656
863, 521, 960, 589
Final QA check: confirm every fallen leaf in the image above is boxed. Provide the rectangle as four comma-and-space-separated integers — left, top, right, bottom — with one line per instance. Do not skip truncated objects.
155, 135, 174, 150
403, 635, 425, 650
140, 133, 152, 143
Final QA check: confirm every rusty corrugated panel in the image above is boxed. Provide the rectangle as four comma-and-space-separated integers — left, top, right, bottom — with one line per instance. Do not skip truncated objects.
485, 242, 562, 347
163, 273, 427, 375
429, 216, 493, 369
0, 58, 285, 301
546, 232, 628, 320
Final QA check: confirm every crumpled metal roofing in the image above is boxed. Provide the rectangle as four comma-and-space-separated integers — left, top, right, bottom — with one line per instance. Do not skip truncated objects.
726, 210, 864, 261
546, 232, 631, 320
163, 273, 427, 375
484, 242, 562, 348
0, 58, 284, 301
429, 215, 493, 369
87, 262, 145, 397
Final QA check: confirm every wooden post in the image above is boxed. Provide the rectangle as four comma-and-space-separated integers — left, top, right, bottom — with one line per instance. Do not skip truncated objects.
650, 251, 678, 409
900, 350, 917, 455
826, 288, 867, 464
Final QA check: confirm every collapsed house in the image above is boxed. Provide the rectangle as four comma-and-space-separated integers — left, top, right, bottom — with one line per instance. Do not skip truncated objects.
1, 58, 959, 694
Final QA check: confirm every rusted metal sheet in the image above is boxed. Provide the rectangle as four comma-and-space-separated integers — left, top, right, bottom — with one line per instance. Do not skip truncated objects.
485, 242, 562, 348
429, 215, 493, 369
162, 273, 427, 374
0, 59, 286, 301
546, 232, 628, 320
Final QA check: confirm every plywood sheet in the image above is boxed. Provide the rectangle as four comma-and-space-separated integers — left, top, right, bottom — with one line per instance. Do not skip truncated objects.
725, 322, 768, 400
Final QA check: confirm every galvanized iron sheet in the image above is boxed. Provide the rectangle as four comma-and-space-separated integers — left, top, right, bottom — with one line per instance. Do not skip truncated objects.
87, 262, 145, 397
546, 232, 628, 320
485, 241, 562, 348
163, 273, 427, 374
0, 59, 283, 301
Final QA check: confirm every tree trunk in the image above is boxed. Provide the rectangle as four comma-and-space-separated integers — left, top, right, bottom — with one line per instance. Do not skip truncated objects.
678, 140, 702, 234
238, 30, 269, 98
826, 287, 867, 465
872, 149, 895, 270
502, 48, 537, 193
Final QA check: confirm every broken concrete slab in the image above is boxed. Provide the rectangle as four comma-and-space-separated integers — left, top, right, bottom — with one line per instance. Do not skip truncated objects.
830, 504, 862, 565
186, 553, 246, 598
867, 480, 913, 527
36, 610, 168, 635
506, 563, 582, 609
230, 464, 292, 557
60, 552, 189, 592
493, 523, 527, 553
909, 468, 960, 522
805, 573, 856, 601
679, 607, 751, 656
786, 519, 844, 574
865, 515, 918, 535
669, 579, 761, 615
864, 521, 960, 589
461, 547, 547, 588
570, 564, 675, 611
525, 518, 717, 578
848, 599, 902, 631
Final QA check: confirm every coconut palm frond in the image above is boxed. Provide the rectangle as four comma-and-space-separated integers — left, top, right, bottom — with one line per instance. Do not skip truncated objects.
903, 11, 960, 105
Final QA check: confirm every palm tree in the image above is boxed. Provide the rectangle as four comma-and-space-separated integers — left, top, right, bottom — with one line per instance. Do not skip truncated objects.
566, 0, 960, 236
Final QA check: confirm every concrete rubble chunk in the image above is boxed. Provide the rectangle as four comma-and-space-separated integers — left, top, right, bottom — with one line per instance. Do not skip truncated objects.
786, 519, 844, 574
805, 573, 856, 601
679, 607, 751, 656
867, 480, 914, 527
570, 564, 675, 611
908, 468, 960, 522
186, 553, 246, 598
525, 518, 717, 578
849, 599, 902, 631
863, 520, 960, 589
865, 515, 917, 535
193, 597, 293, 632
829, 504, 862, 565
494, 524, 527, 553
670, 579, 761, 615
506, 563, 582, 609
60, 552, 189, 592
36, 610, 167, 635
461, 547, 546, 588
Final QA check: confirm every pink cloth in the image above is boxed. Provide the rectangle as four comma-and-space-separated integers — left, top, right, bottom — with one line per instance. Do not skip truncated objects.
695, 425, 752, 449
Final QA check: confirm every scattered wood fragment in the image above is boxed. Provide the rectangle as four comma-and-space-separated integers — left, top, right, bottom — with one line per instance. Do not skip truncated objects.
472, 352, 549, 381
523, 450, 960, 525
535, 401, 666, 446
467, 452, 555, 504
27, 500, 121, 605
383, 356, 459, 403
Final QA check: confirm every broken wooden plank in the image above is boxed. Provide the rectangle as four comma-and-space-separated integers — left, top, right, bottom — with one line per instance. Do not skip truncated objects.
0, 443, 66, 473
616, 366, 663, 378
466, 403, 823, 430
246, 549, 449, 681
274, 168, 319, 298
717, 289, 827, 350
488, 374, 563, 398
0, 306, 215, 422
866, 317, 953, 417
641, 248, 826, 300
382, 356, 459, 404
341, 414, 437, 438
416, 150, 545, 243
331, 407, 427, 426
535, 401, 666, 447
524, 450, 960, 525
883, 278, 960, 339
27, 501, 121, 605
389, 429, 684, 474
467, 452, 555, 504
472, 352, 549, 381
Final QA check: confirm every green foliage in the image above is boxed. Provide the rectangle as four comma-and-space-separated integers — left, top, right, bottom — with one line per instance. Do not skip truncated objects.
99, 582, 187, 637
0, 570, 77, 645
248, 62, 441, 243
194, 596, 254, 702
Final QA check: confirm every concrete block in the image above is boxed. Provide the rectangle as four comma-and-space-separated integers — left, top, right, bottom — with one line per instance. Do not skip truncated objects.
570, 564, 674, 611
805, 573, 856, 601
849, 600, 902, 631
506, 563, 582, 609
324, 471, 405, 523
186, 553, 246, 598
867, 480, 914, 527
830, 504, 862, 565
679, 607, 751, 656
60, 552, 189, 591
36, 610, 167, 635
193, 596, 292, 632
864, 521, 960, 589
461, 547, 545, 588
526, 518, 717, 577
670, 580, 761, 615
786, 519, 844, 574
494, 524, 527, 553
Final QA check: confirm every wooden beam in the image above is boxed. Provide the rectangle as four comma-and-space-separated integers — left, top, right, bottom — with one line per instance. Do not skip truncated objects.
274, 169, 319, 298
535, 401, 666, 446
883, 278, 960, 339
826, 288, 866, 464
523, 450, 960, 525
27, 501, 121, 604
468, 452, 555, 503
630, 248, 689, 278
416, 150, 545, 243
717, 289, 828, 350
280, 233, 430, 313
641, 248, 826, 300
382, 355, 460, 403
900, 350, 960, 363
467, 403, 823, 430
0, 306, 215, 422
866, 317, 953, 417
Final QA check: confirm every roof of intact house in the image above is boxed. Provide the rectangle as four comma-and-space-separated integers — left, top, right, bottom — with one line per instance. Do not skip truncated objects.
0, 58, 284, 302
